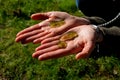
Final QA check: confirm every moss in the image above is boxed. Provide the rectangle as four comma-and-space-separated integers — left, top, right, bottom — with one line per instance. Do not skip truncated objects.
58, 41, 67, 48
50, 20, 65, 28
60, 31, 78, 41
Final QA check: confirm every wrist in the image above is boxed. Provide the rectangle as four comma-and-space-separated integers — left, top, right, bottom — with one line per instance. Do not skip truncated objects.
91, 25, 103, 42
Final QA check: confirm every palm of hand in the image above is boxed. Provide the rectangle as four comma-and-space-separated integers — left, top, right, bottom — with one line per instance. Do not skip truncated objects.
32, 25, 96, 60
15, 11, 90, 44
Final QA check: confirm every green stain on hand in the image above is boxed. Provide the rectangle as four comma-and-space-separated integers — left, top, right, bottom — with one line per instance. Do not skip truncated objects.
50, 20, 65, 28
58, 31, 78, 49
60, 31, 78, 41
58, 41, 67, 48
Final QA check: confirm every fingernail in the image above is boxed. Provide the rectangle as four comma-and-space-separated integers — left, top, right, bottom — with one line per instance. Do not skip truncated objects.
32, 53, 37, 58
33, 40, 37, 44
35, 48, 39, 51
16, 33, 20, 37
38, 56, 43, 61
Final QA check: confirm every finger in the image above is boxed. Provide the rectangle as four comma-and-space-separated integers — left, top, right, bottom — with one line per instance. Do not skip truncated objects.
32, 31, 51, 44
33, 31, 54, 44
33, 32, 55, 44
16, 20, 50, 37
41, 36, 60, 44
35, 23, 71, 44
16, 24, 40, 37
32, 45, 59, 58
31, 11, 69, 21
25, 30, 50, 43
35, 40, 59, 51
46, 11, 69, 20
19, 31, 50, 44
37, 48, 70, 61
75, 41, 94, 59
31, 13, 50, 20
15, 29, 44, 42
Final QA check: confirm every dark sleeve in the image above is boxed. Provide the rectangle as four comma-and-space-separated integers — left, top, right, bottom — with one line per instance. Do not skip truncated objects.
83, 16, 120, 57
100, 26, 120, 36
83, 16, 120, 37
84, 13, 120, 36
98, 26, 120, 57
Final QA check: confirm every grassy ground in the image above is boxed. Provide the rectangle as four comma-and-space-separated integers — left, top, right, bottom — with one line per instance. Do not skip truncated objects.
0, 0, 120, 80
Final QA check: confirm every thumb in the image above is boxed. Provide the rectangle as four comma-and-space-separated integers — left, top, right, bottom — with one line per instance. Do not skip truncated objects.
75, 41, 95, 60
31, 13, 49, 20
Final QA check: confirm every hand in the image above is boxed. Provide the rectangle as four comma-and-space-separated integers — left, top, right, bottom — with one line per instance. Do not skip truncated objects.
15, 11, 90, 44
32, 25, 98, 61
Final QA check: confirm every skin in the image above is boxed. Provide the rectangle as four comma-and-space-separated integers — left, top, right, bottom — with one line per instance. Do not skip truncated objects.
32, 25, 99, 61
15, 11, 90, 44
15, 11, 103, 61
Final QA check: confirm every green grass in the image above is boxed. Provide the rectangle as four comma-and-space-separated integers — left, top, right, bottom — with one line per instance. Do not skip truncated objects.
0, 0, 120, 80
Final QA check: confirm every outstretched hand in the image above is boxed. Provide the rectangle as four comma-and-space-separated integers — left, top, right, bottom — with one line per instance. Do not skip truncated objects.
32, 25, 97, 61
15, 11, 90, 44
